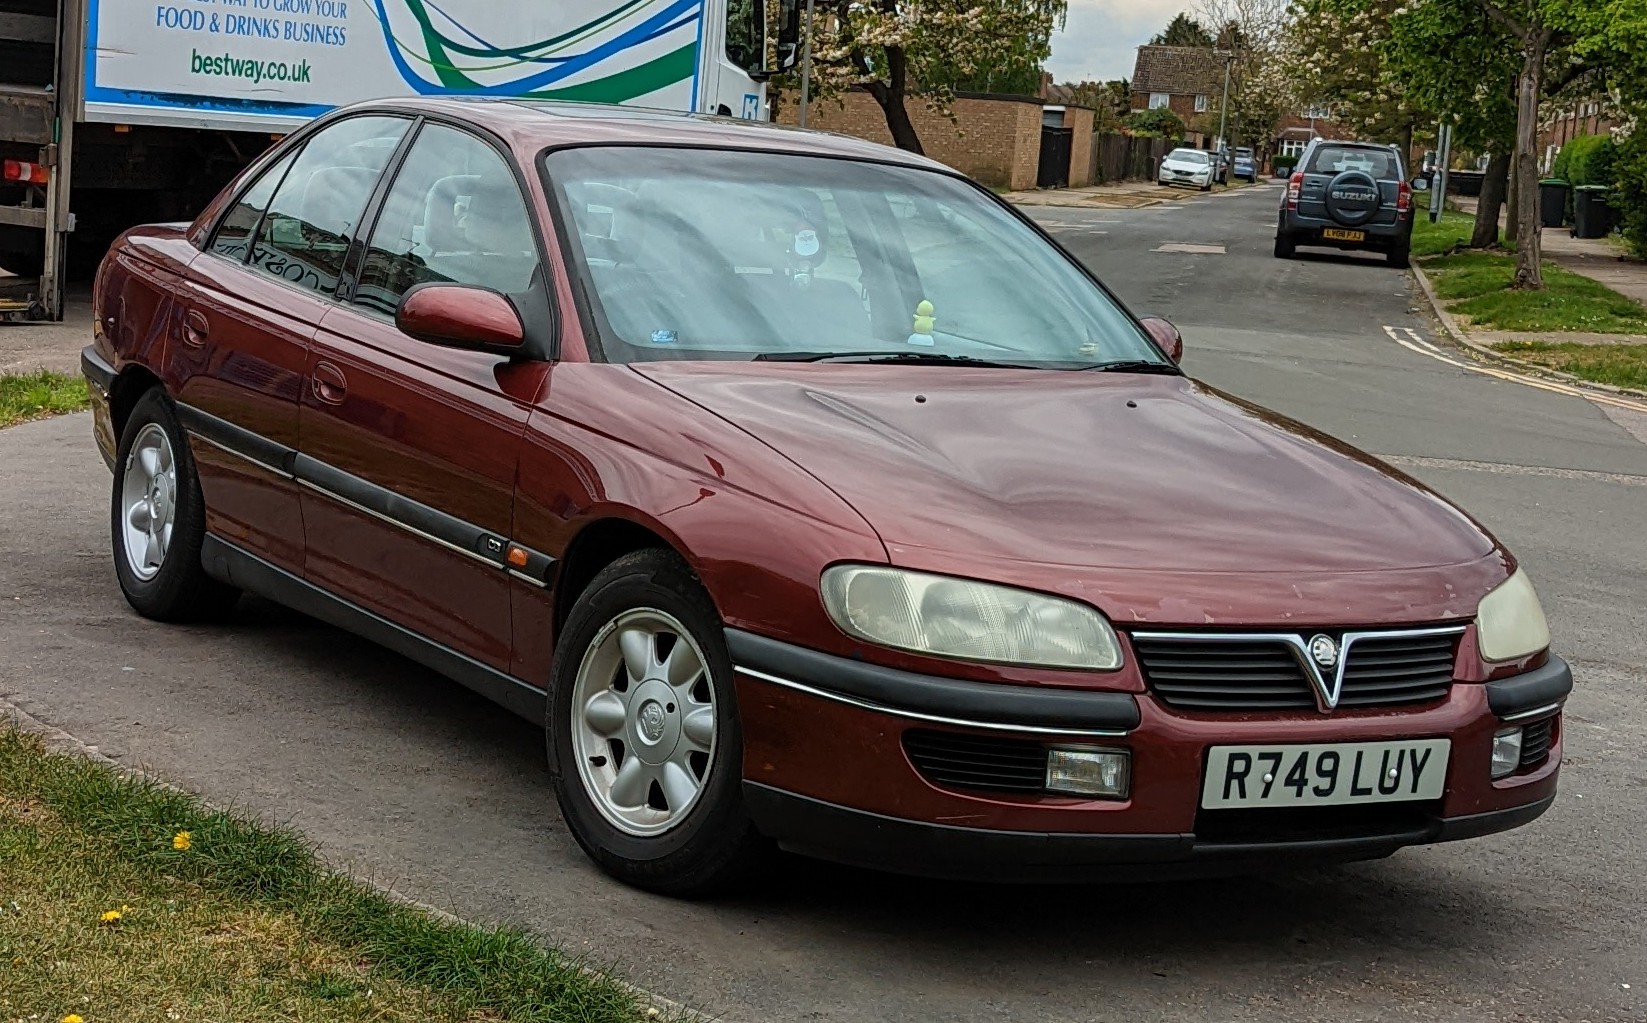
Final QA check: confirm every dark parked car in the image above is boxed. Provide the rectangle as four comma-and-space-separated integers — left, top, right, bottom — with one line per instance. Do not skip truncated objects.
1275, 139, 1415, 266
83, 99, 1568, 896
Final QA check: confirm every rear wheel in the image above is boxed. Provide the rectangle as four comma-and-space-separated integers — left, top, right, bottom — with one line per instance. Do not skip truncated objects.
548, 548, 766, 896
1274, 232, 1296, 259
111, 388, 240, 621
1388, 238, 1411, 268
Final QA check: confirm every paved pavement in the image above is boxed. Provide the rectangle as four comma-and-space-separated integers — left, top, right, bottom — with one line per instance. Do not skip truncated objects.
0, 288, 93, 376
4, 184, 1645, 1022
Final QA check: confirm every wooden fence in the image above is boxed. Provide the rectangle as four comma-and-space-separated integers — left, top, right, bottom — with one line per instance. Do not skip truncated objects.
1090, 134, 1175, 184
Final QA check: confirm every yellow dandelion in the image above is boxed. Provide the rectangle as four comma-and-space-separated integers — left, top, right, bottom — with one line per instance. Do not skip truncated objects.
172, 831, 192, 851
62, 1014, 85, 1023
99, 908, 122, 924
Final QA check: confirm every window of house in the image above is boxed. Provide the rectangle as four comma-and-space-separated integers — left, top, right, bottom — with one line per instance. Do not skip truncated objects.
209, 150, 298, 264
1305, 104, 1333, 120
1149, 93, 1169, 110
247, 116, 411, 297
352, 124, 540, 318
1279, 138, 1308, 158
1194, 95, 1208, 113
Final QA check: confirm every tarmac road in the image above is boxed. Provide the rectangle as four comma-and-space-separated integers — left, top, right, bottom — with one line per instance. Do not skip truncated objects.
2, 183, 1643, 1022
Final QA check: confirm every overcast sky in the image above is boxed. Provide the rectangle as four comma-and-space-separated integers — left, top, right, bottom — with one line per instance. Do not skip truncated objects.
1045, 0, 1187, 85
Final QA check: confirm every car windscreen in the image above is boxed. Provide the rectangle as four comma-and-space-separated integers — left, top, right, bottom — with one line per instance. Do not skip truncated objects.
543, 146, 1166, 369
1168, 150, 1209, 164
1307, 146, 1393, 178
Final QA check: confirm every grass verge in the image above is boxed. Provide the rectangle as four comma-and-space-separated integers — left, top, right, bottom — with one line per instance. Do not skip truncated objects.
1411, 209, 1480, 257
0, 370, 89, 427
1420, 252, 1647, 333
0, 726, 659, 1023
1492, 340, 1647, 390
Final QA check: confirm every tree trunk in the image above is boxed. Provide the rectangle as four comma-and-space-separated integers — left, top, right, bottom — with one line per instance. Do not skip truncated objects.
1398, 121, 1415, 180
872, 46, 924, 155
1505, 150, 1519, 244
1472, 150, 1511, 249
1511, 32, 1549, 289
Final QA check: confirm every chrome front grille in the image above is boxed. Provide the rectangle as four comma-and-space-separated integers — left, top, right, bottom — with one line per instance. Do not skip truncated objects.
1133, 627, 1465, 712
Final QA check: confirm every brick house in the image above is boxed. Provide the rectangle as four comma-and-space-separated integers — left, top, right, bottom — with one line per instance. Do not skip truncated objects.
1539, 95, 1622, 173
1129, 45, 1225, 127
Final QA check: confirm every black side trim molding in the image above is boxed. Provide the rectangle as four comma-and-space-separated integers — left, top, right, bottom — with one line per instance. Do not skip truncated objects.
293, 453, 510, 570
201, 534, 546, 721
726, 629, 1141, 733
81, 346, 117, 393
1485, 655, 1572, 719
177, 402, 298, 478
742, 783, 1557, 883
175, 401, 553, 584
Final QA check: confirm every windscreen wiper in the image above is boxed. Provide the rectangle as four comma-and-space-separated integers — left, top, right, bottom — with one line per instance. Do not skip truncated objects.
754, 351, 1038, 368
1085, 360, 1181, 374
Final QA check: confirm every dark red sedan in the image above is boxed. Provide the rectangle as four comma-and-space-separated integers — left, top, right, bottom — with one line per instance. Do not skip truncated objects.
82, 99, 1570, 895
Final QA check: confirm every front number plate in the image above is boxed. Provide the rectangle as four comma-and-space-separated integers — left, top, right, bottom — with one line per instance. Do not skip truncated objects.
1322, 228, 1366, 241
1201, 739, 1449, 809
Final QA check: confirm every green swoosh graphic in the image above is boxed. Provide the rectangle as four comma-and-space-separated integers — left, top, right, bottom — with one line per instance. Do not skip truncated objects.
527, 43, 695, 102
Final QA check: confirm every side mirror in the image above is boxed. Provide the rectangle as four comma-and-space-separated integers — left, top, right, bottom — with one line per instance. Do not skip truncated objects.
775, 0, 802, 72
396, 284, 525, 355
1410, 176, 1431, 192
1139, 316, 1183, 364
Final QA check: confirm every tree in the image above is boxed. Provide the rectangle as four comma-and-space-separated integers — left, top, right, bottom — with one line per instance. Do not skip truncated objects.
1194, 0, 1291, 148
1152, 12, 1216, 46
1125, 107, 1187, 139
1284, 0, 1425, 161
1064, 79, 1132, 131
800, 0, 1067, 154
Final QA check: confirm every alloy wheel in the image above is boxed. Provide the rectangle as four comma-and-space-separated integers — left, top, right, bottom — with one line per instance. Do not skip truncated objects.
571, 608, 717, 837
120, 423, 177, 582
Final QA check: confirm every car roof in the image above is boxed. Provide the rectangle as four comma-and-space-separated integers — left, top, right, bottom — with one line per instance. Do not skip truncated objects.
341, 97, 954, 173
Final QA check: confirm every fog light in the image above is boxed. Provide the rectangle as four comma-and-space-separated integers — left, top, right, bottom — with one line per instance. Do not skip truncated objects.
1491, 727, 1523, 780
1046, 747, 1130, 798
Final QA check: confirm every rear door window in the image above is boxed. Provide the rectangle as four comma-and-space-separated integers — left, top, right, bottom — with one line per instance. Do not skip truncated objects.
247, 115, 411, 297
209, 150, 298, 264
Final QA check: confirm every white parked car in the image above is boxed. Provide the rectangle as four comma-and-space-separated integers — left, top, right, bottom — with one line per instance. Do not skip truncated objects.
1158, 148, 1215, 191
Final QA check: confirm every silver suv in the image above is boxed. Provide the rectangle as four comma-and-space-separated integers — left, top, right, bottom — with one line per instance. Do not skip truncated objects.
1274, 140, 1414, 268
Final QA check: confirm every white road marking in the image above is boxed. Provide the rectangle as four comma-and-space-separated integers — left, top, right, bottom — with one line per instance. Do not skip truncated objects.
1154, 243, 1226, 254
1380, 325, 1647, 415
1377, 454, 1647, 487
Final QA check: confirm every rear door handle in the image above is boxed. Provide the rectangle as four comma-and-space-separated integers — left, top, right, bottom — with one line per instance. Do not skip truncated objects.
312, 361, 348, 405
181, 309, 209, 348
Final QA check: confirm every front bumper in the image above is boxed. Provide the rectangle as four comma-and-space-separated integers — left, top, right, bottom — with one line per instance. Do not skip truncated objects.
730, 630, 1567, 880
81, 345, 119, 472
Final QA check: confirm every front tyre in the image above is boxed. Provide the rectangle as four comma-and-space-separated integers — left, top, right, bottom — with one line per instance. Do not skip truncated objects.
548, 548, 764, 896
111, 388, 240, 621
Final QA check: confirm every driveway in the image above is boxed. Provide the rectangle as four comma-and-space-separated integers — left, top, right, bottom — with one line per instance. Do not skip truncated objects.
4, 184, 1643, 1022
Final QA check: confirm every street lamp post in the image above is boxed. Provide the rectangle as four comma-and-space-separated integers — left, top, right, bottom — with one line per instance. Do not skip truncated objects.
797, 0, 816, 128
1216, 49, 1233, 176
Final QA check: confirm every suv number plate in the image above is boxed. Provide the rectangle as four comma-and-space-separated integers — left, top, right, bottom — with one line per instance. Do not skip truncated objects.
1322, 228, 1365, 241
1202, 739, 1450, 809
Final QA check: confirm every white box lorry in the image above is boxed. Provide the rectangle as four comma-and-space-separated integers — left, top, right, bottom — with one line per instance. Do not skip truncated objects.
0, 0, 791, 320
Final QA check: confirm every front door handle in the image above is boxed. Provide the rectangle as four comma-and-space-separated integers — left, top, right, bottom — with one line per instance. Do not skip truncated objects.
181, 309, 209, 348
312, 361, 348, 405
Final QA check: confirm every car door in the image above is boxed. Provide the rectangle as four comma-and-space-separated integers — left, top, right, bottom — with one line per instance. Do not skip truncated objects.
172, 115, 412, 576
298, 121, 549, 673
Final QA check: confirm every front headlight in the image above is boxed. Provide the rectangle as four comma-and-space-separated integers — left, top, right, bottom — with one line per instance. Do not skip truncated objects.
1476, 568, 1551, 662
820, 565, 1122, 670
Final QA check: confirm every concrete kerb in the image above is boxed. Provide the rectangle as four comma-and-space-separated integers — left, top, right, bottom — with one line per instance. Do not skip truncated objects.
0, 692, 694, 1023
1409, 262, 1647, 403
